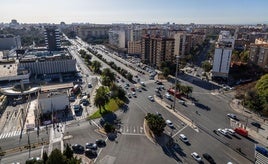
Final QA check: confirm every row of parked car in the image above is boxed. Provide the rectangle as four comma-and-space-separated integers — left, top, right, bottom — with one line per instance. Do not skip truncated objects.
72, 139, 106, 158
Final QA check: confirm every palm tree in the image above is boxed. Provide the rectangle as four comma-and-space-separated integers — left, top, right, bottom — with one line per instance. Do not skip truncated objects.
94, 86, 109, 113
91, 60, 102, 74
184, 86, 193, 98
101, 68, 116, 87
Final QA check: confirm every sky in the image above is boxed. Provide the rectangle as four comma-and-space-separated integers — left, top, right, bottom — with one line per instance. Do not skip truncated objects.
0, 0, 267, 24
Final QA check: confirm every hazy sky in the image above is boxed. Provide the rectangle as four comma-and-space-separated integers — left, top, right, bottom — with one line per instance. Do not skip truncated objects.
1, 0, 267, 24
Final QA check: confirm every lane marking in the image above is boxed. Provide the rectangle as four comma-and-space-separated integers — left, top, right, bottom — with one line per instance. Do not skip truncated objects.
172, 125, 188, 138
121, 133, 145, 136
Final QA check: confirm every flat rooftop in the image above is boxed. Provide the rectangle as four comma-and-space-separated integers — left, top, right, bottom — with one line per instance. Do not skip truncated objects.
0, 63, 17, 78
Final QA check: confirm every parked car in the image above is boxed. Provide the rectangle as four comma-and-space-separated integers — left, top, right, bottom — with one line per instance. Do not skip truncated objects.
96, 139, 106, 147
179, 134, 189, 143
191, 152, 202, 162
72, 144, 84, 153
88, 83, 92, 88
178, 100, 185, 105
166, 120, 174, 128
202, 153, 215, 164
132, 92, 136, 97
227, 113, 237, 119
251, 122, 261, 128
85, 143, 97, 150
85, 149, 97, 158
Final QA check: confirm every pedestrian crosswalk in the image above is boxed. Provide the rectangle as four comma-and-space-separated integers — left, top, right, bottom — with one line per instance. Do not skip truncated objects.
0, 130, 25, 139
119, 124, 144, 135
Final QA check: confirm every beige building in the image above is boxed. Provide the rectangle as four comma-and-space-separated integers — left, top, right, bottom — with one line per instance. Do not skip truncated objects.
76, 25, 110, 40
128, 41, 141, 54
249, 39, 268, 70
141, 34, 174, 68
173, 32, 193, 56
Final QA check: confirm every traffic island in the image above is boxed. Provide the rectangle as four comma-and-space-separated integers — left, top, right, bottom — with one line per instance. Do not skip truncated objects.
143, 120, 156, 144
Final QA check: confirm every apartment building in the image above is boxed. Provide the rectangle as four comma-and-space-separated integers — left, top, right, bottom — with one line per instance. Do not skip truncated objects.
141, 34, 174, 68
108, 30, 126, 49
0, 34, 21, 50
212, 31, 234, 78
76, 25, 110, 40
173, 32, 193, 56
249, 39, 268, 70
44, 26, 61, 51
127, 28, 142, 54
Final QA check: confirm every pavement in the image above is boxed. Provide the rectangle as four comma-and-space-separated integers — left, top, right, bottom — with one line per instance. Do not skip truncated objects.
230, 99, 268, 146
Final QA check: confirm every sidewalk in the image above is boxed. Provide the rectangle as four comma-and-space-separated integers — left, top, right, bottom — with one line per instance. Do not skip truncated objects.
230, 99, 268, 146
88, 77, 102, 117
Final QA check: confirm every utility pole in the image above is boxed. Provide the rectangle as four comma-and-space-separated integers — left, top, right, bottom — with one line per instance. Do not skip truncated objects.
173, 56, 180, 112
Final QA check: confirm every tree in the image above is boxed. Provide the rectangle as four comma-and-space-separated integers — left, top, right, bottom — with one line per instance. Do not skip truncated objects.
63, 144, 73, 160
104, 122, 115, 133
46, 149, 66, 164
43, 151, 48, 163
201, 61, 212, 72
256, 74, 268, 103
101, 68, 116, 87
162, 67, 170, 78
94, 86, 110, 113
110, 83, 126, 100
126, 72, 133, 81
145, 113, 166, 136
184, 86, 193, 98
91, 60, 102, 74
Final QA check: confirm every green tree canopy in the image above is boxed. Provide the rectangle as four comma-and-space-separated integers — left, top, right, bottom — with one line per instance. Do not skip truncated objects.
94, 86, 110, 113
256, 74, 268, 103
201, 61, 212, 72
46, 149, 66, 164
63, 144, 73, 160
91, 60, 102, 74
145, 113, 166, 136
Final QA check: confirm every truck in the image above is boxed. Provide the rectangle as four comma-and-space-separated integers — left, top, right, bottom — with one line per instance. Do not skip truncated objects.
234, 128, 248, 137
167, 88, 181, 98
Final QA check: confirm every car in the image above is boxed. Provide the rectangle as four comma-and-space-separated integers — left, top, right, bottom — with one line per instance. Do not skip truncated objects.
85, 149, 97, 158
225, 128, 235, 135
88, 83, 92, 88
136, 87, 142, 92
251, 122, 261, 128
159, 85, 165, 90
202, 153, 215, 164
132, 92, 136, 97
96, 139, 106, 147
128, 93, 132, 98
85, 143, 97, 150
166, 120, 174, 128
131, 87, 135, 91
72, 144, 84, 153
156, 112, 162, 117
165, 93, 171, 99
227, 113, 237, 119
178, 100, 185, 105
191, 152, 202, 162
155, 88, 160, 93
148, 96, 154, 101
73, 105, 82, 112
140, 81, 145, 86
179, 134, 189, 143
217, 128, 228, 135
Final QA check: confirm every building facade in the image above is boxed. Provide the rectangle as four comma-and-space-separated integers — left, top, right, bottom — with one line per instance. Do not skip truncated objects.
249, 39, 268, 70
0, 34, 21, 50
44, 26, 61, 51
212, 31, 234, 78
141, 34, 174, 68
76, 25, 110, 40
108, 30, 126, 49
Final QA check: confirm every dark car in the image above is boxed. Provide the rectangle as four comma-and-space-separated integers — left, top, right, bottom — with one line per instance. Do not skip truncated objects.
85, 143, 97, 150
202, 153, 216, 164
96, 139, 106, 147
85, 149, 97, 158
72, 144, 84, 153
251, 122, 261, 128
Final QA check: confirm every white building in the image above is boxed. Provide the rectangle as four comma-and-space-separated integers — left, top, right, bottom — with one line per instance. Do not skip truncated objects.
212, 31, 234, 78
108, 30, 126, 49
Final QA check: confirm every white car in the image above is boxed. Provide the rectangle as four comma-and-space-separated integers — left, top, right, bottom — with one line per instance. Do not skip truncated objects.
148, 96, 154, 101
178, 100, 185, 105
132, 92, 136, 97
191, 152, 202, 162
166, 120, 174, 128
227, 113, 237, 119
217, 128, 228, 135
179, 134, 189, 143
165, 93, 171, 99
225, 128, 235, 135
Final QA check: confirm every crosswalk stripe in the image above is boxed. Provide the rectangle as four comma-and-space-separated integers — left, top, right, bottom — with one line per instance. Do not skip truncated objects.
0, 134, 4, 139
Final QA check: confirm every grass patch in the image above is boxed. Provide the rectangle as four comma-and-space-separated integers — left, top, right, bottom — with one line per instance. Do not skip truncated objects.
88, 98, 119, 119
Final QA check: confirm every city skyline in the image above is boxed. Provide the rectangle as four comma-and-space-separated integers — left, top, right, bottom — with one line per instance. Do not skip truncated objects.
1, 0, 268, 24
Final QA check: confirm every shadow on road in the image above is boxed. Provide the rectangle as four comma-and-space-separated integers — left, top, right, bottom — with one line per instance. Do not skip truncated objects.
154, 133, 185, 163
194, 102, 211, 111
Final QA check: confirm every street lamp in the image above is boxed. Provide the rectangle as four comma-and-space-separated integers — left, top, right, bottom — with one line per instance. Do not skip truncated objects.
173, 56, 180, 112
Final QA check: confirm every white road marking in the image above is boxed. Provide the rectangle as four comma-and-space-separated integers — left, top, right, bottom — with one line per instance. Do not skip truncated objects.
172, 125, 188, 138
